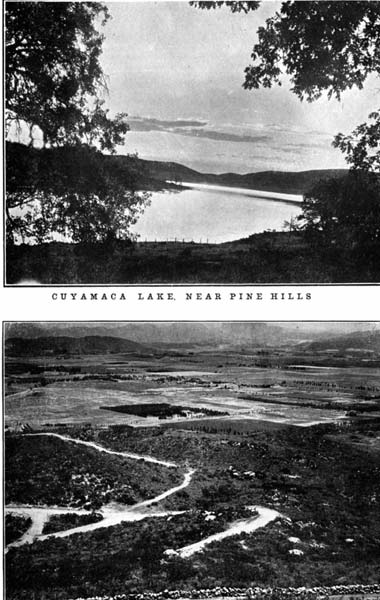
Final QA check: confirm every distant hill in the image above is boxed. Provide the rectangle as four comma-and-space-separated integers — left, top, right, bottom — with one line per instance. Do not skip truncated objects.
7, 141, 347, 196
137, 158, 348, 195
4, 323, 359, 350
6, 324, 284, 348
5, 335, 151, 357
303, 330, 380, 353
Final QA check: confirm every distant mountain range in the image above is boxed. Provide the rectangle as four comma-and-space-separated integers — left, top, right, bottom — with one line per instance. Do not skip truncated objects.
7, 141, 347, 196
5, 323, 287, 349
303, 330, 380, 353
5, 335, 150, 357
136, 158, 347, 195
5, 323, 380, 354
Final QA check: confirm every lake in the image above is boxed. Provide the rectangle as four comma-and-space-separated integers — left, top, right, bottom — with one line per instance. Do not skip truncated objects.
131, 183, 303, 243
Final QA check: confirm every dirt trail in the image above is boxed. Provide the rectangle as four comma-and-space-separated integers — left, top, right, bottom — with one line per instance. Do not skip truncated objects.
177, 506, 281, 558
7, 434, 279, 556
6, 505, 93, 549
6, 434, 192, 549
8, 467, 195, 546
27, 432, 177, 467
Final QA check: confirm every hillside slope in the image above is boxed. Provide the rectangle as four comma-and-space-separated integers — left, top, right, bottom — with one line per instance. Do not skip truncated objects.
304, 330, 380, 353
4, 323, 305, 348
138, 158, 347, 195
6, 323, 371, 350
5, 335, 151, 357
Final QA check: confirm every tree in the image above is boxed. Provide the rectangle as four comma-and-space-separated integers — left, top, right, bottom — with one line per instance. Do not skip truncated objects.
6, 2, 149, 243
193, 1, 380, 255
193, 2, 380, 101
301, 171, 380, 250
301, 108, 380, 256
6, 142, 150, 244
6, 2, 123, 147
192, 2, 380, 150
191, 2, 259, 14
333, 110, 380, 173
283, 216, 299, 232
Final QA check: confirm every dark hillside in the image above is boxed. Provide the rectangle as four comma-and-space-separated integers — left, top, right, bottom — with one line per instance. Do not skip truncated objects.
8, 231, 380, 284
5, 335, 150, 357
8, 141, 345, 195
137, 158, 347, 195
4, 323, 287, 347
304, 330, 380, 353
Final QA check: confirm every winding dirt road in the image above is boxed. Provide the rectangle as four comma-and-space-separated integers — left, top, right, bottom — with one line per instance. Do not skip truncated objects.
177, 506, 281, 558
6, 434, 281, 556
6, 433, 192, 549
26, 432, 177, 467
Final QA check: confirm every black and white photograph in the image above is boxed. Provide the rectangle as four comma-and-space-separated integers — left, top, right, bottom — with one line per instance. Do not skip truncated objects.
4, 0, 380, 597
4, 321, 380, 598
5, 1, 380, 284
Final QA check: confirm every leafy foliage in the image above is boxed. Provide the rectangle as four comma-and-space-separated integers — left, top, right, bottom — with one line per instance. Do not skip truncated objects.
333, 110, 380, 173
191, 2, 259, 14
6, 142, 149, 244
301, 171, 380, 249
192, 2, 380, 101
5, 2, 127, 148
242, 2, 380, 101
6, 2, 149, 244
101, 403, 228, 419
196, 1, 380, 254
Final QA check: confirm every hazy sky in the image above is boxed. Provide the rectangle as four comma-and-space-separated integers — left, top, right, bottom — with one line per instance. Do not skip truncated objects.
99, 1, 379, 173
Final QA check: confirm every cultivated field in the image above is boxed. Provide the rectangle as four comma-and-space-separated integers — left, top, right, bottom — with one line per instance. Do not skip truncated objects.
5, 350, 380, 430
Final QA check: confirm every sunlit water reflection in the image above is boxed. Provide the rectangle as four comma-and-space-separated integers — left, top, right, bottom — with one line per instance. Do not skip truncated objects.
131, 183, 302, 243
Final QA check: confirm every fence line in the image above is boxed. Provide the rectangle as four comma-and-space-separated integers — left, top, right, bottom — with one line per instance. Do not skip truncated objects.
141, 238, 212, 244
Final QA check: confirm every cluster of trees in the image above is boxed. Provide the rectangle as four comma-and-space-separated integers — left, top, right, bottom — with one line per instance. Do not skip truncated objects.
6, 141, 149, 244
6, 2, 149, 244
101, 402, 228, 419
193, 1, 380, 257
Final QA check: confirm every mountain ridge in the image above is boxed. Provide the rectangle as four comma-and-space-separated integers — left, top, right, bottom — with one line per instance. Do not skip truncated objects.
303, 330, 380, 353
7, 142, 347, 197
6, 324, 379, 351
136, 158, 348, 195
5, 335, 151, 357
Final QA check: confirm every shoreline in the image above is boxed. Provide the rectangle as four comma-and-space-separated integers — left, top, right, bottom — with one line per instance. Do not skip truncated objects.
177, 181, 303, 206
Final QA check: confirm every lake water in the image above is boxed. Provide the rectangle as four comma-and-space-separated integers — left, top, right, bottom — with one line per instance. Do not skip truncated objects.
131, 183, 303, 243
